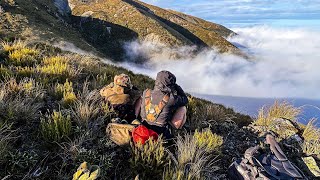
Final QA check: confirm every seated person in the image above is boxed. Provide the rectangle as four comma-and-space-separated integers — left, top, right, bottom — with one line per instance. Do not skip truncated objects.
140, 70, 188, 139
100, 74, 141, 122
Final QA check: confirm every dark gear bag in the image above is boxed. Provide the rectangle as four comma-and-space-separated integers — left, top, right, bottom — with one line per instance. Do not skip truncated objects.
228, 133, 306, 180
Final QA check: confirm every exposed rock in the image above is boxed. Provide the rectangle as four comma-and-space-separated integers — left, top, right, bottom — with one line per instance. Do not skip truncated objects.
54, 0, 72, 16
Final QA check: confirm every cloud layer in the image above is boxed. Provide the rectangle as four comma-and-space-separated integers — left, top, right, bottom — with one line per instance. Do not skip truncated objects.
120, 26, 320, 99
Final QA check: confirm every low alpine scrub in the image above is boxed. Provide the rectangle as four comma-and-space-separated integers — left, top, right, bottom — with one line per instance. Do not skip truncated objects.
7, 47, 39, 66
130, 137, 169, 179
54, 79, 77, 106
193, 129, 223, 153
40, 110, 72, 142
37, 55, 81, 82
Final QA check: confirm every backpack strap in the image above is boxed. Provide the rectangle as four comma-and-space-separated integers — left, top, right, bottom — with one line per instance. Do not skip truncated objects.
144, 89, 151, 107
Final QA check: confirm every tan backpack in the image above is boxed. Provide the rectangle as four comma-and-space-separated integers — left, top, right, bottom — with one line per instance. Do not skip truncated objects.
106, 123, 136, 146
100, 84, 131, 105
144, 89, 169, 125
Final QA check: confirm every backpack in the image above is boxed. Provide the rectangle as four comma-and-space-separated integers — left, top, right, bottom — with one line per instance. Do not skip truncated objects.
143, 89, 169, 125
100, 85, 135, 120
132, 125, 158, 145
228, 133, 306, 180
106, 123, 136, 146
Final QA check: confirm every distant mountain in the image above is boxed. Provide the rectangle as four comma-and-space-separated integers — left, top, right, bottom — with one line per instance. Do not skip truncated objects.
1, 0, 245, 61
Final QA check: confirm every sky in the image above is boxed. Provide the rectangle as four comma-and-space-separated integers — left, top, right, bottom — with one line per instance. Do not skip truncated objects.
141, 0, 320, 29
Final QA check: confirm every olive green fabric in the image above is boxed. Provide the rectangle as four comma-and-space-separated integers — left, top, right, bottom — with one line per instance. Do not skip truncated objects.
106, 123, 136, 146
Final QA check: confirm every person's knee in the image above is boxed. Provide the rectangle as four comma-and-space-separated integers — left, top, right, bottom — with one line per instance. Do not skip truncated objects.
171, 106, 187, 129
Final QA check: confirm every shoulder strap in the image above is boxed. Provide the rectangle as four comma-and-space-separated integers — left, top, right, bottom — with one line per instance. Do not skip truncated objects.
144, 89, 151, 106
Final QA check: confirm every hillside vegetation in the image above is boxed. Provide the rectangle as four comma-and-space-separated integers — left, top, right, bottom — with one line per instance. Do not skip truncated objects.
69, 0, 244, 57
1, 0, 245, 61
1, 1, 319, 180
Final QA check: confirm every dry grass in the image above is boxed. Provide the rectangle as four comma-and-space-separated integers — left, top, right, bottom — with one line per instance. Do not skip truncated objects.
254, 101, 302, 138
0, 123, 14, 163
302, 119, 320, 157
0, 79, 42, 124
71, 90, 101, 127
164, 133, 219, 180
1, 40, 27, 52
1, 77, 45, 99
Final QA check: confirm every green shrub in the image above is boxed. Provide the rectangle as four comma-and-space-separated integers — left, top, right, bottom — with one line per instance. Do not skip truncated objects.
130, 137, 169, 179
40, 110, 72, 142
37, 56, 81, 82
0, 64, 13, 79
193, 129, 223, 153
54, 79, 77, 106
7, 47, 39, 66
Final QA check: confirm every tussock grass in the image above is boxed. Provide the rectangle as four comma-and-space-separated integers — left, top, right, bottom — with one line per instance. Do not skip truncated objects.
302, 119, 320, 157
40, 110, 72, 142
0, 64, 13, 79
1, 77, 45, 99
130, 137, 168, 178
71, 90, 101, 127
0, 123, 14, 163
1, 40, 27, 53
164, 133, 219, 180
254, 101, 302, 138
0, 79, 41, 124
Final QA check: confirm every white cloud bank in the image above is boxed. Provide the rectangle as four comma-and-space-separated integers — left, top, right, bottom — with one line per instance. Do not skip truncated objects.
119, 26, 320, 99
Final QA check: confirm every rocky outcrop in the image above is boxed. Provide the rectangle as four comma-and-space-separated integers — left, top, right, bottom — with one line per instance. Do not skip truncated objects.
54, 0, 72, 16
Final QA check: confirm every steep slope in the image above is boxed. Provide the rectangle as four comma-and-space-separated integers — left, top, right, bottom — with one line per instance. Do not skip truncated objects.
1, 0, 245, 60
129, 0, 241, 54
68, 0, 243, 55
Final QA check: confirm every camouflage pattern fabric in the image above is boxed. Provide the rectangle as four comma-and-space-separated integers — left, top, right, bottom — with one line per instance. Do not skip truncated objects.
114, 74, 132, 89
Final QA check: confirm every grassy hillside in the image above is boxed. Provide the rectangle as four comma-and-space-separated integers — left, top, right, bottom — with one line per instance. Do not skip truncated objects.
0, 40, 252, 179
69, 0, 243, 55
1, 1, 319, 180
0, 3, 253, 177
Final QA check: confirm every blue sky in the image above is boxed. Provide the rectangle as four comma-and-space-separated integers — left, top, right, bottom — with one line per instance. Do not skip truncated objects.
141, 0, 320, 29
